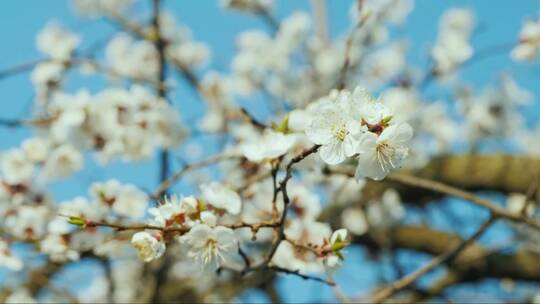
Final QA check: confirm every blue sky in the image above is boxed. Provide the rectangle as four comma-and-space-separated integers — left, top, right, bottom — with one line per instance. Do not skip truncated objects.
1, 0, 540, 302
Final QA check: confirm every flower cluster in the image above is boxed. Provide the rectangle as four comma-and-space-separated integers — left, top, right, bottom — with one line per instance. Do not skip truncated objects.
431, 8, 475, 76
2, 0, 540, 302
32, 22, 80, 101
105, 12, 210, 81
306, 87, 413, 180
131, 183, 244, 268
45, 85, 185, 163
457, 74, 531, 145
512, 19, 540, 61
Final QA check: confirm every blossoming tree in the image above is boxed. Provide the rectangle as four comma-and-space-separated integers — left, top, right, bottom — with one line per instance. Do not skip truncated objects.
1, 0, 540, 302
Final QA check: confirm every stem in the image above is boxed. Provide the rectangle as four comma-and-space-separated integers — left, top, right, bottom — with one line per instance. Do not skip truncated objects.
152, 0, 170, 186
310, 0, 329, 45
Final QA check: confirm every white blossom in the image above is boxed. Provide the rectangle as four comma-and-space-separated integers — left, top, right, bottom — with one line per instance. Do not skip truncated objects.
21, 137, 50, 163
506, 193, 534, 217
242, 130, 296, 162
31, 61, 65, 89
431, 8, 475, 75
40, 234, 80, 262
342, 208, 368, 235
5, 205, 49, 240
41, 144, 83, 181
200, 182, 242, 215
131, 231, 166, 262
366, 189, 405, 228
180, 224, 236, 267
306, 91, 365, 165
90, 180, 149, 218
149, 195, 199, 227
105, 33, 158, 80
37, 22, 80, 59
355, 123, 413, 181
1, 148, 34, 184
511, 20, 540, 61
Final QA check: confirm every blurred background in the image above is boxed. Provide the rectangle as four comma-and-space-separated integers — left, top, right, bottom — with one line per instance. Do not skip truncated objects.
1, 0, 540, 302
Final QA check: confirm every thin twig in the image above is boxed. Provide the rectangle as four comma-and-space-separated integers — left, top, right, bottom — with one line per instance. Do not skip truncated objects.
336, 1, 370, 90
240, 107, 267, 129
386, 172, 540, 231
268, 265, 335, 286
253, 4, 279, 33
152, 0, 170, 186
0, 118, 25, 128
370, 215, 496, 303
71, 217, 279, 234
241, 145, 321, 272
0, 59, 47, 80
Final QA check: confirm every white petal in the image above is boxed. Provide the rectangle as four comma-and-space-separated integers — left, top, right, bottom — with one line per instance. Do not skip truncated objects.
187, 224, 212, 242
319, 141, 346, 165
330, 228, 348, 244
214, 226, 236, 245
355, 151, 387, 181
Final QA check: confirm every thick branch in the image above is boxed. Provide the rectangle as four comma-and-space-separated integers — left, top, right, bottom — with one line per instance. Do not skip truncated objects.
355, 225, 540, 283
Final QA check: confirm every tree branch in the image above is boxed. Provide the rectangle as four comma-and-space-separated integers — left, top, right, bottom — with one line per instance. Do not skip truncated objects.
369, 215, 496, 303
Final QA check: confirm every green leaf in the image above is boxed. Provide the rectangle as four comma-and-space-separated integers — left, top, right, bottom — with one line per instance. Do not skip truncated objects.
381, 115, 393, 126
272, 114, 291, 134
68, 216, 86, 228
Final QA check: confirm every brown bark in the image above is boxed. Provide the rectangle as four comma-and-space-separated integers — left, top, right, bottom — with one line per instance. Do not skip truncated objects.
372, 154, 540, 203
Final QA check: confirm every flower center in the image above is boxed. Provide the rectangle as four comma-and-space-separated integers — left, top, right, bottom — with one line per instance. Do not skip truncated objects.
201, 237, 220, 265
333, 125, 348, 141
375, 142, 397, 171
134, 242, 152, 258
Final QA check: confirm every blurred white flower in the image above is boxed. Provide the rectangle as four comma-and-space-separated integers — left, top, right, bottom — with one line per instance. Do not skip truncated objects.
342, 208, 368, 235
22, 137, 50, 163
41, 144, 83, 181
366, 189, 405, 228
431, 8, 475, 75
242, 130, 296, 162
37, 22, 80, 59
511, 19, 540, 61
1, 148, 34, 184
5, 205, 49, 240
131, 231, 166, 262
40, 234, 79, 262
30, 61, 65, 89
362, 43, 406, 88
106, 33, 158, 80
289, 184, 321, 221
200, 182, 242, 215
506, 193, 533, 217
90, 179, 149, 218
